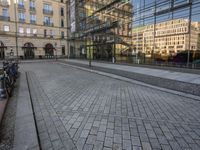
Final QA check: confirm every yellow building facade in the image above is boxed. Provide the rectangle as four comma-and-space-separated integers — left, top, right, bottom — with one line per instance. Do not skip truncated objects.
0, 0, 68, 59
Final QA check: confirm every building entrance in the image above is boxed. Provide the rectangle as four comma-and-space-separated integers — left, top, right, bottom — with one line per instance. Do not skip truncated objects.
23, 43, 35, 59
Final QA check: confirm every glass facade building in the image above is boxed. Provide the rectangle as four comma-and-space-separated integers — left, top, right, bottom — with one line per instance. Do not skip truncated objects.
132, 0, 200, 65
68, 0, 200, 66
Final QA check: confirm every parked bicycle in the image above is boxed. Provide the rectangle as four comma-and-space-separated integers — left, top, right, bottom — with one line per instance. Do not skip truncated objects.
0, 60, 19, 99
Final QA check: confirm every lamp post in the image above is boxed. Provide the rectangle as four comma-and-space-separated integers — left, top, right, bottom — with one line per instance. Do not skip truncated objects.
55, 42, 57, 61
88, 33, 93, 67
14, 0, 19, 61
187, 1, 192, 68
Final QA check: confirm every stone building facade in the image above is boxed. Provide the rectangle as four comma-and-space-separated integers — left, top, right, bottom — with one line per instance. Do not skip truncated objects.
0, 0, 68, 59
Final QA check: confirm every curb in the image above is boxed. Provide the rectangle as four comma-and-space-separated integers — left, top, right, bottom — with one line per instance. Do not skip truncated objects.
13, 71, 40, 150
0, 98, 8, 125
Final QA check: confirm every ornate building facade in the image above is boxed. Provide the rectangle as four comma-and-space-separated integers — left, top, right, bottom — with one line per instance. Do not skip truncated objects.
0, 0, 68, 59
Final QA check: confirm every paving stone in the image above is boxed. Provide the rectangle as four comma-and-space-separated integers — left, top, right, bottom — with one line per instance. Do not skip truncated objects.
161, 144, 172, 150
104, 137, 113, 147
93, 121, 100, 127
52, 140, 63, 150
123, 140, 132, 150
122, 130, 131, 140
114, 126, 122, 135
93, 141, 104, 150
149, 138, 161, 149
114, 134, 122, 144
139, 132, 149, 142
103, 147, 112, 150
83, 144, 93, 150
141, 142, 152, 150
40, 139, 52, 150
80, 130, 90, 138
73, 122, 82, 129
97, 132, 105, 141
86, 135, 97, 145
131, 136, 141, 147
107, 122, 114, 129
106, 129, 114, 137
99, 124, 107, 132
113, 143, 122, 150
20, 62, 200, 150
69, 128, 77, 138
84, 123, 93, 130
76, 138, 86, 150
90, 127, 99, 135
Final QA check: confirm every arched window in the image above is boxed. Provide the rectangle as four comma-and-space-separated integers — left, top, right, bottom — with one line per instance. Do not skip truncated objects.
44, 43, 54, 56
22, 42, 35, 59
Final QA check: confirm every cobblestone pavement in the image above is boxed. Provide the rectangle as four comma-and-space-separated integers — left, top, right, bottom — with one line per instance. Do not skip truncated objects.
22, 62, 200, 150
0, 82, 19, 150
60, 60, 200, 96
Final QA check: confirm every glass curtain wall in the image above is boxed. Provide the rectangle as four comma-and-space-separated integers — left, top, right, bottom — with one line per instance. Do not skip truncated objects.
132, 0, 200, 66
69, 0, 200, 67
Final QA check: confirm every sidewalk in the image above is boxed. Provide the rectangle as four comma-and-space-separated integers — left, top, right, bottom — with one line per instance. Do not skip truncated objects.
64, 59, 200, 85
60, 59, 200, 97
0, 71, 39, 150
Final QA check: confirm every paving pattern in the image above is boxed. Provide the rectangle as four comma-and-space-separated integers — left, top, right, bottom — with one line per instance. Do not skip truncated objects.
0, 82, 18, 150
22, 62, 200, 150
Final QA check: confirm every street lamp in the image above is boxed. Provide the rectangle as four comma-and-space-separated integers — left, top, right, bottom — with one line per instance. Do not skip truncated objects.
88, 33, 92, 67
54, 42, 57, 61
14, 0, 19, 61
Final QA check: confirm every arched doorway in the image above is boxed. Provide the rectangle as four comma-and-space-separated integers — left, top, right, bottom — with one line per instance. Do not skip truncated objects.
0, 41, 6, 60
23, 43, 35, 59
44, 43, 54, 57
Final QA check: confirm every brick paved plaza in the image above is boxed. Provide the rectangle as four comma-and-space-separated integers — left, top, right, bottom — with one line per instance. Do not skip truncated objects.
18, 62, 200, 150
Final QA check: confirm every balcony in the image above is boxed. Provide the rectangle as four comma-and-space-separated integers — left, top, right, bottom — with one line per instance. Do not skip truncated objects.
19, 18, 25, 23
18, 4, 25, 10
29, 6, 36, 12
43, 22, 54, 27
43, 9, 53, 15
30, 20, 36, 24
0, 16, 10, 21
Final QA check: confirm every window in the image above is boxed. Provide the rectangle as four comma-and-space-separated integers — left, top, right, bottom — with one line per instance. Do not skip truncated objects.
19, 27, 24, 33
30, 14, 36, 23
44, 16, 50, 22
50, 30, 54, 38
44, 29, 47, 37
26, 28, 31, 34
61, 31, 64, 39
3, 25, 9, 32
30, 0, 35, 8
1, 0, 8, 3
18, 0, 24, 8
62, 46, 65, 55
2, 8, 8, 17
61, 7, 64, 16
33, 29, 37, 33
61, 19, 64, 27
33, 29, 37, 36
44, 16, 53, 26
44, 4, 52, 11
18, 12, 25, 22
18, 0, 24, 5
